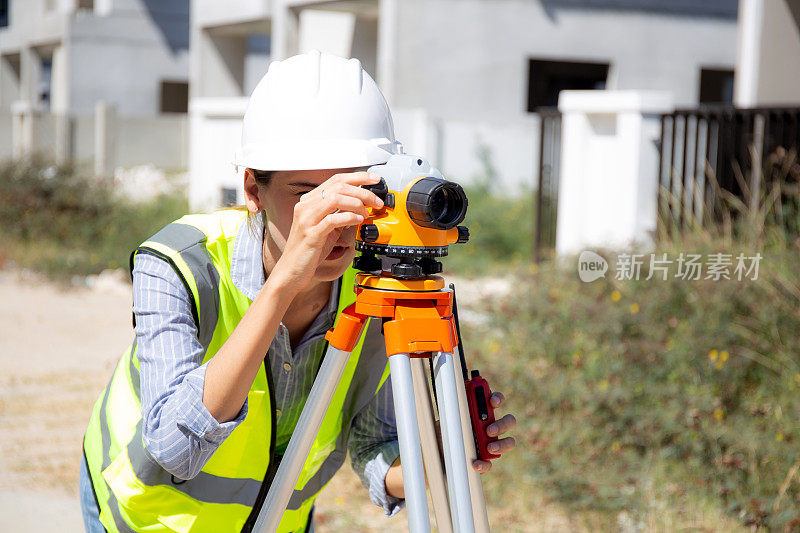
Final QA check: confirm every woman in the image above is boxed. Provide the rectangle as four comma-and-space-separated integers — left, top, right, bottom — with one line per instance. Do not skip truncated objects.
80, 50, 516, 532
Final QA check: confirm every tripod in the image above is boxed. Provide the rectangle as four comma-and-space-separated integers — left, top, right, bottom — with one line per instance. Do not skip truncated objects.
252, 270, 491, 533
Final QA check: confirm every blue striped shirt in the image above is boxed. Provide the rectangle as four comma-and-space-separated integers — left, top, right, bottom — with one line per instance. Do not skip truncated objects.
132, 215, 403, 516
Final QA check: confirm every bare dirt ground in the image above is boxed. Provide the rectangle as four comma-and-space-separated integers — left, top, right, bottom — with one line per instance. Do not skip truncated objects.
0, 270, 575, 532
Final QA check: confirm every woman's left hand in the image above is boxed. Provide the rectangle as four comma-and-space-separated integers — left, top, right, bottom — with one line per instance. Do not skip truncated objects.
472, 392, 516, 474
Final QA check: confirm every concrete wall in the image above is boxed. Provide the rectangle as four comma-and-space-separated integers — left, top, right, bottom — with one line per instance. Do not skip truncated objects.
115, 115, 188, 168
193, 0, 268, 30
188, 97, 248, 210
69, 0, 190, 115
297, 10, 378, 79
390, 0, 738, 125
0, 112, 12, 160
186, 0, 740, 208
748, 0, 800, 105
0, 0, 189, 116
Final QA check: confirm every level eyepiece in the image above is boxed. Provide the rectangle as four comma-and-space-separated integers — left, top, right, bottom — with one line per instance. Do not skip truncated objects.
405, 178, 468, 230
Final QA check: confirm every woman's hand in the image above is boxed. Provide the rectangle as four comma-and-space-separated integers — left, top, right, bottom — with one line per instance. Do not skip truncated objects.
271, 171, 384, 293
385, 391, 516, 497
472, 392, 516, 474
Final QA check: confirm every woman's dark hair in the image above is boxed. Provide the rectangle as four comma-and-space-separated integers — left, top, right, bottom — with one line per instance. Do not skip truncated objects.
252, 169, 274, 186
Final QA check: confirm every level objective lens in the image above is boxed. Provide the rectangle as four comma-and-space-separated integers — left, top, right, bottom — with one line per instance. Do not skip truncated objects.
406, 178, 468, 230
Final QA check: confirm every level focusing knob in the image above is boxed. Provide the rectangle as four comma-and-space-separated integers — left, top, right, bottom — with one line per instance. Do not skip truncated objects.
361, 177, 389, 203
457, 225, 470, 243
360, 224, 380, 242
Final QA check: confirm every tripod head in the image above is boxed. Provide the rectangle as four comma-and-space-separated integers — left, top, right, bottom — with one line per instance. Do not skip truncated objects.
353, 154, 469, 279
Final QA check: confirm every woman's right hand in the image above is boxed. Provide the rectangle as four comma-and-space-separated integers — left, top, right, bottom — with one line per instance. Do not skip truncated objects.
272, 171, 385, 293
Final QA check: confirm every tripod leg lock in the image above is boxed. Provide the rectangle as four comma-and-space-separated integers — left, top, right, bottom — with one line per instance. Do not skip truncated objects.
325, 304, 369, 351
465, 370, 500, 461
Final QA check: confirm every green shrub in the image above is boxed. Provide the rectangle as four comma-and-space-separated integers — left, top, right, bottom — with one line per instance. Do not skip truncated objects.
466, 243, 800, 530
0, 159, 188, 278
444, 145, 535, 276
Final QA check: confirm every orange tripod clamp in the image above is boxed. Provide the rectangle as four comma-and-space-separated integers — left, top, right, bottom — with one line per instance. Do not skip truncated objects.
325, 274, 458, 358
325, 303, 368, 352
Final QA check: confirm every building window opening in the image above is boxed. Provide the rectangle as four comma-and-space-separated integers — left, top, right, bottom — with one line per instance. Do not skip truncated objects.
527, 58, 609, 111
39, 57, 52, 110
0, 0, 9, 28
699, 68, 734, 104
221, 187, 238, 207
160, 80, 189, 113
78, 0, 94, 10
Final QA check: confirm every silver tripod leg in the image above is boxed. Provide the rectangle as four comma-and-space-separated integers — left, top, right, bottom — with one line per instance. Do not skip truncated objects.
433, 352, 476, 533
389, 353, 432, 533
411, 358, 453, 533
253, 346, 352, 533
453, 348, 491, 533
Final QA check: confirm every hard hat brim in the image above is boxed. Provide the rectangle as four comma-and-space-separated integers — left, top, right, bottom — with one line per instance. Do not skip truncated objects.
234, 138, 403, 172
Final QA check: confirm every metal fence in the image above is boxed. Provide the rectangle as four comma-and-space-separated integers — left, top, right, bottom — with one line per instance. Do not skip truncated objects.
534, 108, 562, 262
657, 106, 800, 238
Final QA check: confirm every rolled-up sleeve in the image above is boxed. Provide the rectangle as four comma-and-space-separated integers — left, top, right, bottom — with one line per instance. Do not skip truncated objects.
133, 253, 247, 480
348, 378, 405, 517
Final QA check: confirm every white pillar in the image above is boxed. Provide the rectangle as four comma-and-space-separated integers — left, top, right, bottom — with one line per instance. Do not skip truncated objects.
50, 44, 69, 114
11, 100, 35, 158
734, 0, 764, 107
272, 0, 300, 61
555, 91, 674, 257
377, 0, 398, 106
94, 100, 116, 177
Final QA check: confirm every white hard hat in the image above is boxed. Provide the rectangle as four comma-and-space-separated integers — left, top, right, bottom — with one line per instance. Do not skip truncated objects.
236, 50, 402, 171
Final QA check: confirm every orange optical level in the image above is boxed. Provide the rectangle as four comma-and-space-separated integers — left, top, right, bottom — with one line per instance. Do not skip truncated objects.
355, 155, 470, 278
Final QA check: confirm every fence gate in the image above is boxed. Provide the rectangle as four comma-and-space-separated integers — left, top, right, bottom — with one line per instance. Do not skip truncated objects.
657, 106, 800, 238
534, 108, 562, 262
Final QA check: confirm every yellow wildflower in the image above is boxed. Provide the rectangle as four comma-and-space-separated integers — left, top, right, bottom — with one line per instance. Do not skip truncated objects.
713, 408, 724, 421
776, 432, 784, 442
629, 302, 639, 314
611, 290, 621, 302
708, 349, 718, 361
720, 350, 729, 362
599, 379, 609, 391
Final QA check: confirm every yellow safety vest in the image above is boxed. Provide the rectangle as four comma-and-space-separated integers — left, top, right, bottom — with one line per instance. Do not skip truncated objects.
83, 210, 390, 532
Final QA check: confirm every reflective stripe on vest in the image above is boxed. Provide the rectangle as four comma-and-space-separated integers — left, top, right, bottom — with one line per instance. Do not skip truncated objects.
83, 210, 390, 532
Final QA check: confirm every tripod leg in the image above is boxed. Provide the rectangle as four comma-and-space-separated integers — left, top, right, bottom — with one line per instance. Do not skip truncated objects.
453, 348, 491, 533
411, 358, 453, 533
389, 353, 432, 533
253, 347, 353, 533
433, 352, 476, 533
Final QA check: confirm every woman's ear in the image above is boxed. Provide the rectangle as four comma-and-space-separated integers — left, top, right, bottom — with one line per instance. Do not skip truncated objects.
243, 168, 263, 214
